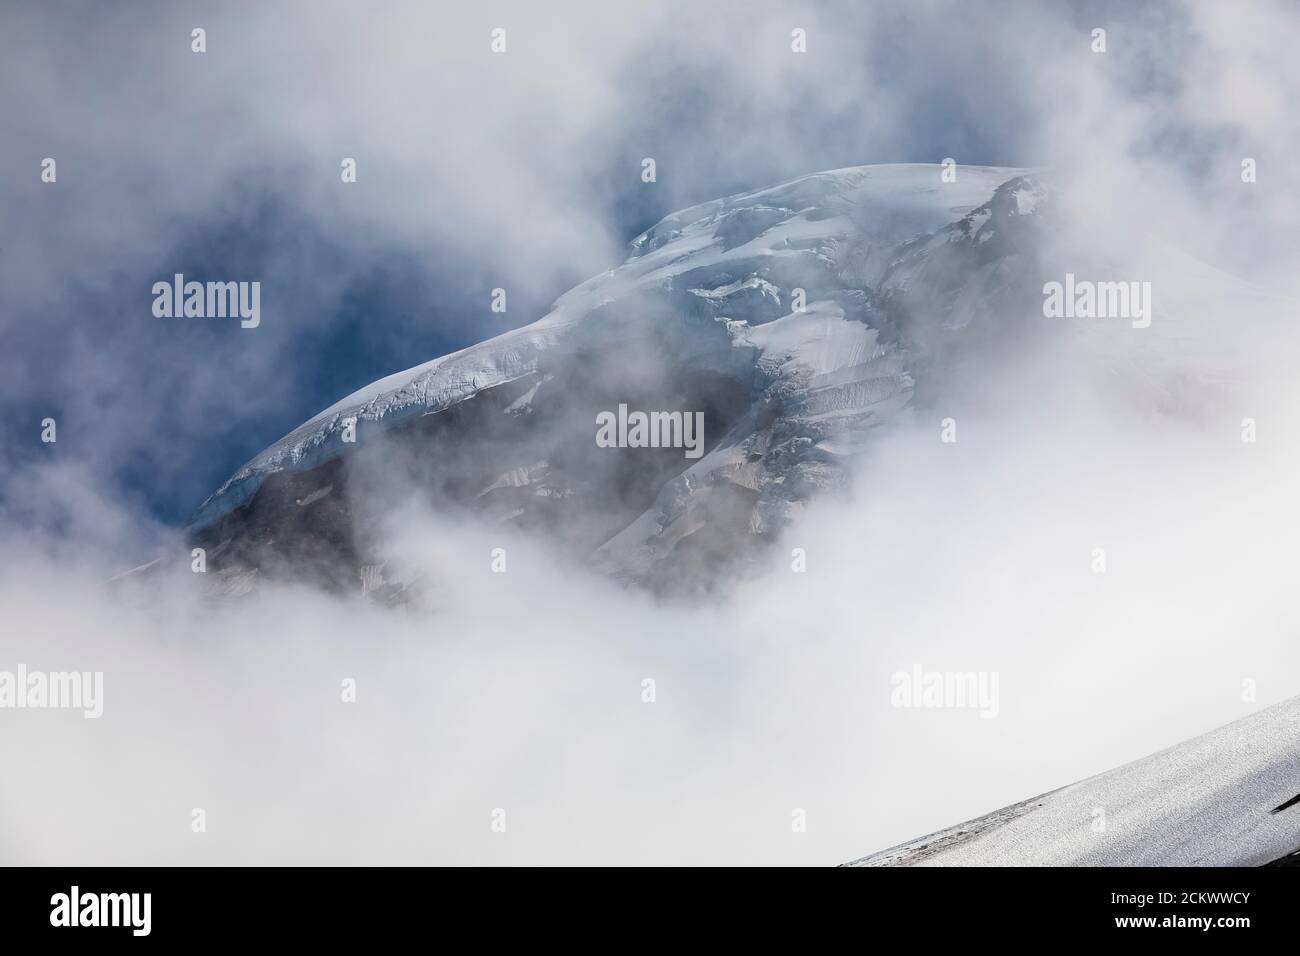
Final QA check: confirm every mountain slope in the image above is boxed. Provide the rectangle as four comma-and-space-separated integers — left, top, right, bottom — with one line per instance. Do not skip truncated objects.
844, 697, 1300, 866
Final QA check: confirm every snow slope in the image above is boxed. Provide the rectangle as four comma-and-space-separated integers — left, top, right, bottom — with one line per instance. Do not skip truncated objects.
844, 696, 1300, 866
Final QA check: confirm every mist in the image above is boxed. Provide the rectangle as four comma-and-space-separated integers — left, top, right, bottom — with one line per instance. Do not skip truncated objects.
4, 329, 1298, 864
2, 0, 1299, 865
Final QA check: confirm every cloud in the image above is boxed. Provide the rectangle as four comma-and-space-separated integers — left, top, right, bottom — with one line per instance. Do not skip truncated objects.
9, 0, 1295, 530
3, 347, 1299, 864
2, 0, 1298, 864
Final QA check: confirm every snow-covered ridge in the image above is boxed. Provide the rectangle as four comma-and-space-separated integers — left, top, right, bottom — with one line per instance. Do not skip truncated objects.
191, 164, 1030, 531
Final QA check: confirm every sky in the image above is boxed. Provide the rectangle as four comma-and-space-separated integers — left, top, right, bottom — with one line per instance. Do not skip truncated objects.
1, 1, 1299, 866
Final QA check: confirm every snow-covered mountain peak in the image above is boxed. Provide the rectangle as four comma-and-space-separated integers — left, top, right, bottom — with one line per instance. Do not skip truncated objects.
189, 163, 1042, 593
